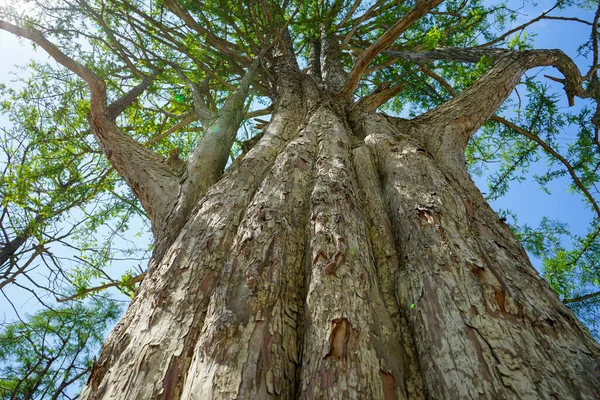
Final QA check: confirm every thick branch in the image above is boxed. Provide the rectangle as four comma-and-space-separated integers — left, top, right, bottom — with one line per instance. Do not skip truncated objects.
0, 21, 182, 235
411, 48, 589, 134
0, 225, 32, 271
321, 29, 347, 92
0, 20, 106, 108
339, 0, 443, 98
152, 54, 266, 251
307, 38, 322, 81
384, 48, 593, 173
386, 47, 510, 64
396, 47, 593, 107
183, 56, 263, 195
351, 82, 405, 113
173, 71, 216, 126
106, 70, 160, 120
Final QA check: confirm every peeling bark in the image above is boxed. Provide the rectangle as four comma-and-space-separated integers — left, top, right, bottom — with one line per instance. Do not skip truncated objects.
368, 129, 600, 398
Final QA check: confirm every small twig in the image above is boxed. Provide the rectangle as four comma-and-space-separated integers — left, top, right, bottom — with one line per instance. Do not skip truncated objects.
56, 273, 146, 303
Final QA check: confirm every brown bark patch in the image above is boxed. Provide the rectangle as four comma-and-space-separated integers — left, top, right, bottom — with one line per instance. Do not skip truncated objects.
326, 318, 352, 360
297, 157, 309, 169
324, 250, 345, 276
416, 206, 435, 225
312, 250, 328, 265
495, 288, 507, 314
199, 269, 216, 292
463, 198, 475, 218
467, 262, 484, 278
462, 324, 495, 387
162, 354, 182, 399
379, 370, 398, 400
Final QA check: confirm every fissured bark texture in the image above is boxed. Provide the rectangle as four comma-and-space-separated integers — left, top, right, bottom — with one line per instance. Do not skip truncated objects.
81, 80, 600, 400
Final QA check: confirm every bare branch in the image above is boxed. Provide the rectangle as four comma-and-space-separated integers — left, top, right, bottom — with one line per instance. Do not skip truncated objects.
163, 0, 247, 64
477, 2, 561, 48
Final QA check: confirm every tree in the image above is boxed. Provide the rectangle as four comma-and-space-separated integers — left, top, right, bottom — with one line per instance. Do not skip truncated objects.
1, 0, 600, 398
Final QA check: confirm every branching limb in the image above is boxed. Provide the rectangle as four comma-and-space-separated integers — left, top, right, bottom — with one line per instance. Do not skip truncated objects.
0, 20, 105, 107
399, 48, 592, 142
183, 55, 264, 198
351, 82, 405, 113
477, 2, 561, 48
171, 69, 217, 126
163, 0, 247, 64
563, 290, 600, 305
0, 20, 182, 236
339, 0, 443, 99
106, 69, 160, 120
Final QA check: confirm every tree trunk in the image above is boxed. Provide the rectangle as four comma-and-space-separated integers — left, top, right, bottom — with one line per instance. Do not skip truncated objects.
80, 70, 600, 400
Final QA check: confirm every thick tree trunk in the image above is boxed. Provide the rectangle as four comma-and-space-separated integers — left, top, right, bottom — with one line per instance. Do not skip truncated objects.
81, 72, 600, 399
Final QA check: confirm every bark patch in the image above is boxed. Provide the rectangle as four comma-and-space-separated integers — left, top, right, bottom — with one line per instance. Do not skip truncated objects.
416, 206, 435, 225
379, 370, 398, 400
495, 288, 507, 314
326, 318, 352, 360
162, 355, 182, 400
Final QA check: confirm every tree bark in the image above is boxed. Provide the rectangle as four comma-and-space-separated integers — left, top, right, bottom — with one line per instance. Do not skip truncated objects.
80, 76, 600, 399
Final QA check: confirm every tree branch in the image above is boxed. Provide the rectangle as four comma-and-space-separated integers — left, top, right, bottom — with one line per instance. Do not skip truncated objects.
163, 0, 247, 64
56, 273, 145, 303
386, 47, 510, 64
106, 69, 160, 120
144, 112, 198, 147
351, 82, 405, 113
0, 20, 105, 108
339, 0, 443, 98
491, 115, 600, 219
0, 20, 183, 236
477, 2, 561, 48
563, 290, 600, 305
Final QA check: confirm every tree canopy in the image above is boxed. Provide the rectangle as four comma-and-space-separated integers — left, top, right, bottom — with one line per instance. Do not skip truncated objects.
0, 0, 599, 397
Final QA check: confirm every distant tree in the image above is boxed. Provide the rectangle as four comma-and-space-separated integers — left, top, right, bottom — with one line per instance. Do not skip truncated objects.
1, 0, 600, 398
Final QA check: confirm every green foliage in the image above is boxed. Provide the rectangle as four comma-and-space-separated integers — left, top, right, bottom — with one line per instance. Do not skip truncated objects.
0, 300, 122, 399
